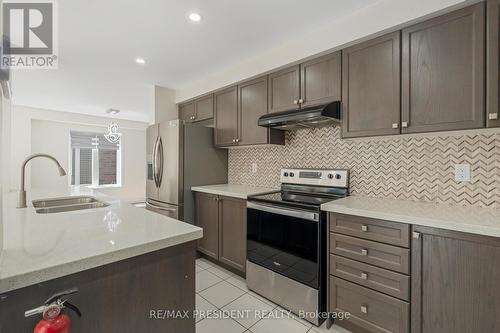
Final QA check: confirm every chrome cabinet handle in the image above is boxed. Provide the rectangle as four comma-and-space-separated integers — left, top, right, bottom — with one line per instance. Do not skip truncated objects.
360, 305, 368, 314
293, 100, 298, 105
298, 98, 304, 104
360, 249, 368, 256
392, 123, 399, 129
413, 232, 421, 239
402, 121, 409, 128
235, 138, 240, 143
489, 113, 498, 120
360, 272, 368, 280
232, 139, 236, 143
361, 225, 368, 232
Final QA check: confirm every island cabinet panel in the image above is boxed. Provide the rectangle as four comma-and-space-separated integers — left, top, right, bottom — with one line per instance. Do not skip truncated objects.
179, 101, 196, 122
218, 196, 247, 272
194, 193, 247, 273
194, 94, 214, 121
402, 3, 485, 134
411, 226, 500, 333
268, 65, 300, 113
195, 192, 219, 259
487, 0, 500, 127
342, 31, 401, 138
214, 86, 239, 146
300, 51, 342, 108
0, 242, 196, 333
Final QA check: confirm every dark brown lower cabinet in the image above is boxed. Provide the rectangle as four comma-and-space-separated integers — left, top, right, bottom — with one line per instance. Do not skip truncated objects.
195, 192, 219, 259
195, 192, 247, 273
0, 242, 196, 333
219, 196, 247, 272
411, 226, 500, 333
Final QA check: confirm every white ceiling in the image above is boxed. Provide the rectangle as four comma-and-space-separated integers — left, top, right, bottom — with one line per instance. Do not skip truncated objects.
11, 0, 378, 122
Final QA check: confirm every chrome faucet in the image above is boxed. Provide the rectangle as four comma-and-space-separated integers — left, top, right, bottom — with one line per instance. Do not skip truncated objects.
17, 154, 67, 208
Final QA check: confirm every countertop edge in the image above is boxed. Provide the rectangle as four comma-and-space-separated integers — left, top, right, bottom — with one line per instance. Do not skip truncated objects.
321, 203, 500, 238
0, 229, 203, 294
191, 187, 249, 199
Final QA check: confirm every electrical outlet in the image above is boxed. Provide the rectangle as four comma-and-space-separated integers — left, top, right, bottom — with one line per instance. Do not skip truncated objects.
454, 164, 471, 182
251, 163, 258, 174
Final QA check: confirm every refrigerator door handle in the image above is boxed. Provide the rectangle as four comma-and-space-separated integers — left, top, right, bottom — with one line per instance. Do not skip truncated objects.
156, 137, 164, 188
152, 136, 159, 188
146, 201, 176, 212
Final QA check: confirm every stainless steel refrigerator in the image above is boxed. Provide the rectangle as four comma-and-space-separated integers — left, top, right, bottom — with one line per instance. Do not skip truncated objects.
146, 119, 227, 223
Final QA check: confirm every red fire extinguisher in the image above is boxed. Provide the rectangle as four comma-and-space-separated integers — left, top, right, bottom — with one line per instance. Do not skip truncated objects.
24, 288, 82, 333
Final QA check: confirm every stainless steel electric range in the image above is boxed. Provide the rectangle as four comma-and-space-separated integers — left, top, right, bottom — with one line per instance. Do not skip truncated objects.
246, 168, 349, 326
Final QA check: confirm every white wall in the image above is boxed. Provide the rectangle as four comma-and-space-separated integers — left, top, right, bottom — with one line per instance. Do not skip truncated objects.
176, 0, 473, 102
151, 85, 177, 124
11, 105, 148, 202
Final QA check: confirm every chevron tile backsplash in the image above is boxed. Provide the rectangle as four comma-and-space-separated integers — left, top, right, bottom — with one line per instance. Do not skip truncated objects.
228, 126, 500, 208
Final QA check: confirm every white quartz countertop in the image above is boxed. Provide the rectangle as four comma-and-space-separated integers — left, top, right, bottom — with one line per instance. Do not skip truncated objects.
191, 184, 277, 199
321, 196, 500, 238
0, 188, 202, 293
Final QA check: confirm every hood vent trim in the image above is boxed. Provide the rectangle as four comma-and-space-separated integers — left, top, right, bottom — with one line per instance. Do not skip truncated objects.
258, 101, 341, 130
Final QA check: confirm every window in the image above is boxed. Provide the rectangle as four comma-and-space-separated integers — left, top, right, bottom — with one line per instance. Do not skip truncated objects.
70, 131, 121, 187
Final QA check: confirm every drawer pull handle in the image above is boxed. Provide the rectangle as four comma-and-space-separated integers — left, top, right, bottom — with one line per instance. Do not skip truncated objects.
361, 249, 368, 256
360, 272, 368, 280
361, 305, 368, 314
273, 261, 281, 267
361, 225, 368, 232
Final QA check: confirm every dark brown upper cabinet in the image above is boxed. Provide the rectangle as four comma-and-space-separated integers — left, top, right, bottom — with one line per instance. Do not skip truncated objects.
178, 101, 196, 122
268, 65, 301, 113
179, 95, 213, 122
412, 226, 500, 332
238, 76, 285, 146
487, 0, 500, 127
402, 3, 486, 134
214, 86, 238, 146
194, 94, 214, 121
300, 52, 342, 108
342, 32, 401, 138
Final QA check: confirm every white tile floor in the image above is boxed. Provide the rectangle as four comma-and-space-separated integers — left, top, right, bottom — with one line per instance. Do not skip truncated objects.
195, 258, 352, 333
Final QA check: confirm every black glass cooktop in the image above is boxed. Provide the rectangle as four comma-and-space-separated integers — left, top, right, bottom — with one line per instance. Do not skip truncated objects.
248, 190, 344, 210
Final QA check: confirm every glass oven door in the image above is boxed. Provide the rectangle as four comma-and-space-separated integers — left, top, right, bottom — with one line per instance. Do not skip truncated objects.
247, 201, 320, 289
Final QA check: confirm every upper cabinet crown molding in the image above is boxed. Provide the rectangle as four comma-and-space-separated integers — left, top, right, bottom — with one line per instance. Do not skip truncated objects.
342, 31, 401, 138
487, 0, 500, 127
401, 3, 486, 133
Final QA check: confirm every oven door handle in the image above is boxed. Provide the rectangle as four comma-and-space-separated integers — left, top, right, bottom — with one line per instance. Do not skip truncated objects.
247, 201, 319, 222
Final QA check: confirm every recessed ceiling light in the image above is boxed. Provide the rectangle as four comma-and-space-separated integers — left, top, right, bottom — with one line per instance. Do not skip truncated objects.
135, 58, 146, 65
106, 108, 120, 115
188, 13, 202, 22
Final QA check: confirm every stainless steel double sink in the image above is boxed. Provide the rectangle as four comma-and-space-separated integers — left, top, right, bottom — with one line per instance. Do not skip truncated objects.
32, 196, 109, 214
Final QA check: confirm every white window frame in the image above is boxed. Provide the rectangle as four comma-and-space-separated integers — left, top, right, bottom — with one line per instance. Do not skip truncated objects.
69, 134, 122, 188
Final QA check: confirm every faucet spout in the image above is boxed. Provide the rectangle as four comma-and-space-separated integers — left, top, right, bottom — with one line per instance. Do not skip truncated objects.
17, 154, 67, 208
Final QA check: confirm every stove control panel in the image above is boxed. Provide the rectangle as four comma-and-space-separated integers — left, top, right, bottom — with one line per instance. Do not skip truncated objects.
280, 169, 349, 188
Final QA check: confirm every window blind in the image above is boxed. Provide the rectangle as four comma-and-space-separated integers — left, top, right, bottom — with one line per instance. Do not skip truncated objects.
70, 131, 120, 150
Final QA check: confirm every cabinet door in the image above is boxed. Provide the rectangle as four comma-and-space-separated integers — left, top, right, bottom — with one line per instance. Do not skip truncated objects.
412, 226, 500, 333
342, 32, 401, 138
487, 0, 500, 127
238, 76, 269, 145
195, 192, 219, 259
300, 52, 341, 108
179, 102, 196, 122
214, 86, 238, 146
218, 196, 246, 272
268, 65, 300, 113
402, 4, 485, 133
195, 94, 214, 121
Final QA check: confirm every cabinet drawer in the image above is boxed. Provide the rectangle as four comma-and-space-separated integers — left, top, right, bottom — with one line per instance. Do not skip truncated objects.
330, 233, 409, 274
330, 213, 410, 248
330, 277, 409, 333
330, 255, 409, 301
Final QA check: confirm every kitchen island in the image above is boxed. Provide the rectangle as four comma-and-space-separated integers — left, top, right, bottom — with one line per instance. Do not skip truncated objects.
0, 188, 202, 332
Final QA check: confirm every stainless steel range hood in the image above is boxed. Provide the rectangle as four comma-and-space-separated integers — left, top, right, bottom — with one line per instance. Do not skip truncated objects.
258, 101, 341, 130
